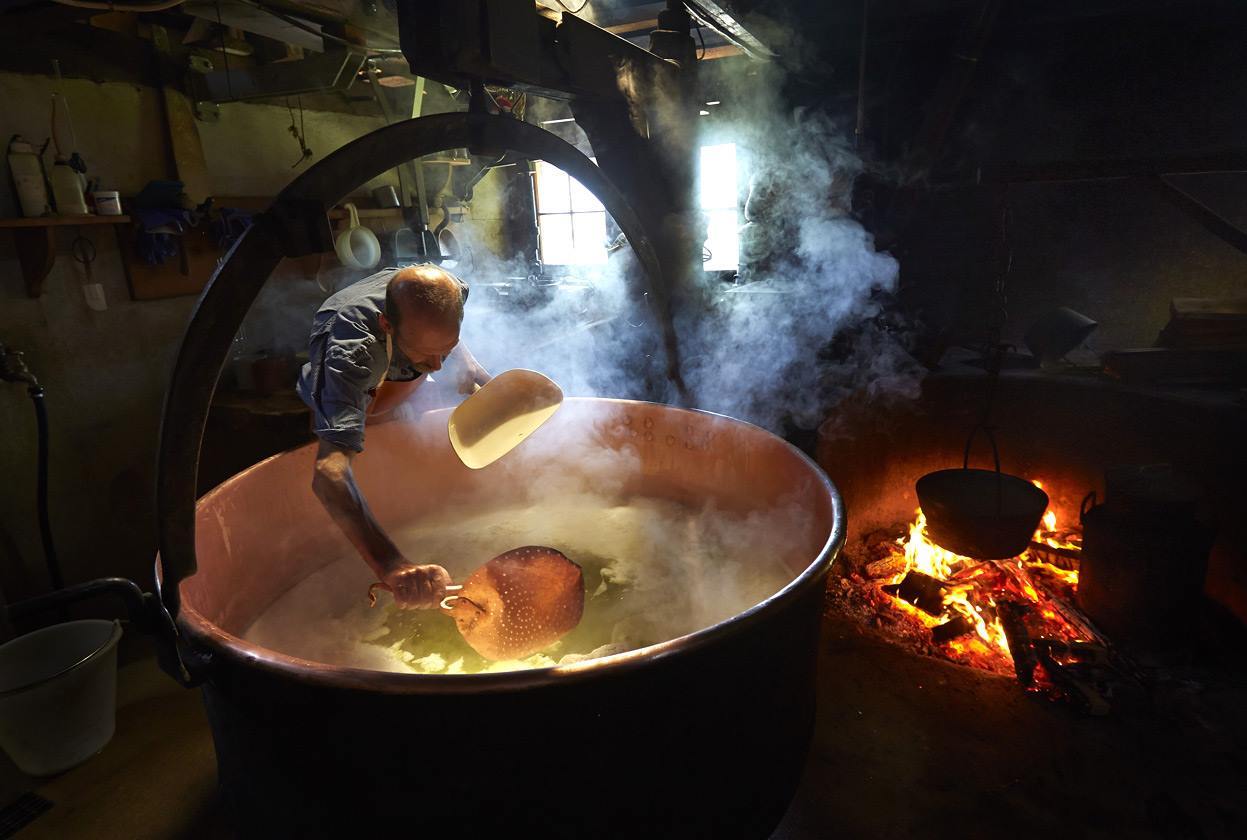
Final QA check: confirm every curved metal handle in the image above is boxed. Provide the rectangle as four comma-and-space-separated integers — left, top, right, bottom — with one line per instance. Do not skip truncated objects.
154, 113, 673, 618
961, 423, 1003, 474
1080, 490, 1098, 523
962, 423, 1005, 515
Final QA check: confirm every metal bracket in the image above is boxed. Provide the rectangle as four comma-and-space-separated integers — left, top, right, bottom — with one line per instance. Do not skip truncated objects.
3, 578, 211, 688
193, 101, 221, 123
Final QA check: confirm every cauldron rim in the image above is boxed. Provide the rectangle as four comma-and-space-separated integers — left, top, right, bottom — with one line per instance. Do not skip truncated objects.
174, 398, 846, 694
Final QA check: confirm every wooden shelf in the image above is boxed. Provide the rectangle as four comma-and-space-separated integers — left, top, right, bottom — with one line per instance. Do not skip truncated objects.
0, 215, 131, 228
0, 216, 133, 297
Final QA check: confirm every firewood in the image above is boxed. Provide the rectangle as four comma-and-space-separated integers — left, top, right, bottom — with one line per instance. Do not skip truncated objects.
882, 571, 946, 616
998, 600, 1037, 687
865, 554, 908, 580
931, 614, 974, 643
1034, 643, 1111, 716
1028, 541, 1081, 570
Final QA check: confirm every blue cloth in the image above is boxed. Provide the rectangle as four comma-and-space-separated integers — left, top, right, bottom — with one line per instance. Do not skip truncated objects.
296, 270, 424, 453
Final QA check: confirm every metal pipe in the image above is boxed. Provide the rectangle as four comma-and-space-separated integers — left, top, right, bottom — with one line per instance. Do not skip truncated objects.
4, 577, 145, 625
29, 387, 63, 591
0, 345, 63, 591
855, 0, 870, 150
2, 575, 205, 686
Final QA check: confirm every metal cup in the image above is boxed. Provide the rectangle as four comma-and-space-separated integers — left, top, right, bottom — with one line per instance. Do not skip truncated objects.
371, 185, 400, 208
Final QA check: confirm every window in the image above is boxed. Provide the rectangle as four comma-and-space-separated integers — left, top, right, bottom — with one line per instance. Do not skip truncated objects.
698, 143, 739, 271
534, 144, 740, 270
534, 159, 607, 266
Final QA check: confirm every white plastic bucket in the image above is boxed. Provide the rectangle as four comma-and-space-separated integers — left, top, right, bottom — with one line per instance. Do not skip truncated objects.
0, 619, 123, 776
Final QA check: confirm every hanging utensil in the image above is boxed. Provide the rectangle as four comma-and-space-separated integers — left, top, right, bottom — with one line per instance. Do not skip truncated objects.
71, 233, 106, 312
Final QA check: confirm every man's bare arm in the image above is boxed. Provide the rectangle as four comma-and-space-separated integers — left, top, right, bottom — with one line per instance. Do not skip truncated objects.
311, 439, 404, 577
311, 439, 449, 608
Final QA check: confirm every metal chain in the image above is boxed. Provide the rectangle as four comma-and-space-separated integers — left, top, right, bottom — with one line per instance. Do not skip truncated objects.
988, 188, 1011, 350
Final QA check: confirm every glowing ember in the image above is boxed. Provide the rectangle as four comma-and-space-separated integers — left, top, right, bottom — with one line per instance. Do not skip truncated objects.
874, 488, 1087, 681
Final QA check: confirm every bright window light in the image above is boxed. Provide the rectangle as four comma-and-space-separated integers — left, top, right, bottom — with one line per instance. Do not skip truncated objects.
698, 143, 739, 271
534, 144, 740, 270
535, 159, 606, 266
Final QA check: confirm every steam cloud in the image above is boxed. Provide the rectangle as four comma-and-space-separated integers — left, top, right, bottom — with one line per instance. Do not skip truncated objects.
236, 41, 924, 438
456, 64, 922, 435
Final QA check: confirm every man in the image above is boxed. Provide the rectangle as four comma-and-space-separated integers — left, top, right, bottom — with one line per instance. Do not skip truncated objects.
297, 264, 490, 610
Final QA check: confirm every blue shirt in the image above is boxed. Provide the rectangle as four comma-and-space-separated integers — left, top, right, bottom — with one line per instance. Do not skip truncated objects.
296, 270, 423, 452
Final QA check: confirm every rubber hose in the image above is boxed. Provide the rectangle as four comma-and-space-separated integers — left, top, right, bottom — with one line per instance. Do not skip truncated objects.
30, 387, 64, 590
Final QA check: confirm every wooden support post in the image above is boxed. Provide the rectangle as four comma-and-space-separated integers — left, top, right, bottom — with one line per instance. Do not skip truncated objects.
14, 226, 56, 297
152, 25, 213, 205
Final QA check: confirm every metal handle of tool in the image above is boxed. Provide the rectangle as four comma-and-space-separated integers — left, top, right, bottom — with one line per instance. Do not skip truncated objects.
367, 581, 463, 610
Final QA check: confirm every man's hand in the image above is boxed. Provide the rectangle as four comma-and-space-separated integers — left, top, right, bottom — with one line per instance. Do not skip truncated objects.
457, 362, 491, 395
381, 563, 454, 610
454, 344, 492, 395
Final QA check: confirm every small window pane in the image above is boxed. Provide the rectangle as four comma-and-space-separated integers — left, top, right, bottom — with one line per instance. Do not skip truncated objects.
535, 160, 571, 213
703, 208, 739, 271
699, 143, 738, 210
571, 211, 607, 264
539, 213, 574, 265
569, 176, 604, 212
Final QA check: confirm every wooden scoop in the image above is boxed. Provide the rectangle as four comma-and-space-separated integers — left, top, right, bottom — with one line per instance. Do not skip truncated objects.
368, 546, 585, 661
448, 370, 563, 470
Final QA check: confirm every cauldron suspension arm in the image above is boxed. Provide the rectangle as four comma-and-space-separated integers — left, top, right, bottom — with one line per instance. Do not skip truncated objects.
2, 577, 208, 686
155, 114, 676, 628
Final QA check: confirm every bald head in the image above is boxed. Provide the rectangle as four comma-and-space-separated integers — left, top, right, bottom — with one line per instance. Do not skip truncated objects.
384, 264, 465, 329
380, 264, 465, 375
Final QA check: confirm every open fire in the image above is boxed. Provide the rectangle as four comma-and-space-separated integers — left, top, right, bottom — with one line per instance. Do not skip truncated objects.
834, 481, 1122, 712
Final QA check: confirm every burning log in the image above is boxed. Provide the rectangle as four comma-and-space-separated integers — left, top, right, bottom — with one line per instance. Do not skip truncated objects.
864, 554, 908, 580
997, 600, 1037, 687
931, 615, 974, 643
1033, 641, 1111, 716
882, 571, 946, 616
1027, 540, 1081, 570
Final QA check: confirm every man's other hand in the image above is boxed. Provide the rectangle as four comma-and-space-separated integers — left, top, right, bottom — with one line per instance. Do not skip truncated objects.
383, 563, 454, 609
458, 362, 492, 395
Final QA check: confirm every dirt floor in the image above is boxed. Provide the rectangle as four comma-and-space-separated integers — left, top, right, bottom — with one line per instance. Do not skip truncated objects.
2, 612, 1244, 838
776, 613, 1247, 839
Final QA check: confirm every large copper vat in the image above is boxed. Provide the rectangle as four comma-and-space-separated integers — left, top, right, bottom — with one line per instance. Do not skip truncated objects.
178, 399, 843, 837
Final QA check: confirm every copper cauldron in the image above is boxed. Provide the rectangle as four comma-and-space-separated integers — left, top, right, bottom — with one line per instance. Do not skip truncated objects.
175, 399, 842, 838
1, 114, 844, 838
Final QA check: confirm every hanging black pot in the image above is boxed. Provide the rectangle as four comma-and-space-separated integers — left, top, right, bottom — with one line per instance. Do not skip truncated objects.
915, 425, 1049, 559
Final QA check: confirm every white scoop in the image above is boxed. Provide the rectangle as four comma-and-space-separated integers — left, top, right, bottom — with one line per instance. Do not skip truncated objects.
448, 369, 563, 469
